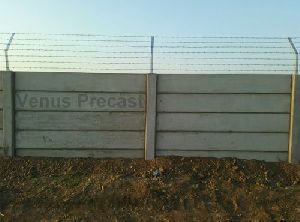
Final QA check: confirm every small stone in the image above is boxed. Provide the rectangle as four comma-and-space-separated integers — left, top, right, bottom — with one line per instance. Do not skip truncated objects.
152, 169, 161, 177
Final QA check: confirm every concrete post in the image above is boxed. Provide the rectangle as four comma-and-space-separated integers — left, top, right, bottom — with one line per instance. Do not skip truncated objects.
290, 75, 300, 163
288, 38, 299, 163
144, 73, 157, 160
2, 71, 15, 157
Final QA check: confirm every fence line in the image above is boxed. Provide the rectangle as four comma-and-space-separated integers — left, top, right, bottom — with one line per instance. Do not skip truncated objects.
1, 33, 299, 74
1, 71, 299, 162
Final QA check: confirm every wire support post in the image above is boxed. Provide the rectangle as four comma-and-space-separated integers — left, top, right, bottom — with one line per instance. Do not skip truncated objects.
288, 37, 298, 75
4, 33, 15, 71
150, 36, 154, 74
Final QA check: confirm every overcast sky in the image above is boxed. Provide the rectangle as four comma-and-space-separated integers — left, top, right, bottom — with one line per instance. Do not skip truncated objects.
0, 0, 299, 37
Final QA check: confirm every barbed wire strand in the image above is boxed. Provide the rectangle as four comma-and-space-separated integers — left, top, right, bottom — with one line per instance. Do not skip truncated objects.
0, 32, 150, 38
7, 54, 150, 59
1, 33, 296, 38
9, 66, 293, 72
5, 54, 294, 60
12, 38, 150, 42
0, 43, 292, 49
9, 66, 150, 71
7, 49, 294, 54
158, 41, 290, 44
9, 61, 149, 65
7, 60, 294, 66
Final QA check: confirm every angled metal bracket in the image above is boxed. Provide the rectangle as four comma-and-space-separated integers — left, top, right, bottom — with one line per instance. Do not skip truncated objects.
288, 37, 298, 75
4, 33, 15, 71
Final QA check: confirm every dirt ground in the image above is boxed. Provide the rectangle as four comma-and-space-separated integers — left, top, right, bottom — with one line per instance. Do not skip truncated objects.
0, 156, 300, 221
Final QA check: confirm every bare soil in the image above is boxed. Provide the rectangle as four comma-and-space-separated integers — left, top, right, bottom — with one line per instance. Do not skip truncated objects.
0, 156, 300, 221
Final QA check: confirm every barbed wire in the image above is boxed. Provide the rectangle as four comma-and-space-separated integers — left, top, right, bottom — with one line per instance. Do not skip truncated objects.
159, 57, 296, 60
160, 46, 291, 49
6, 54, 150, 58
12, 38, 150, 43
9, 66, 150, 71
1, 43, 150, 47
0, 32, 150, 38
0, 33, 299, 74
8, 49, 150, 53
154, 69, 292, 72
156, 36, 291, 39
1, 33, 295, 38
160, 41, 290, 44
9, 61, 149, 65
1, 43, 292, 48
3, 54, 294, 60
155, 51, 293, 54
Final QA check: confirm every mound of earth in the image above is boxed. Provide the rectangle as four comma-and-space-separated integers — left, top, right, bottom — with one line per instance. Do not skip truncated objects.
0, 156, 300, 221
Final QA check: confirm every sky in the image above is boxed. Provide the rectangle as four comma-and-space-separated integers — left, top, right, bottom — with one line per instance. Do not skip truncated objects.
0, 0, 299, 37
0, 0, 299, 74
